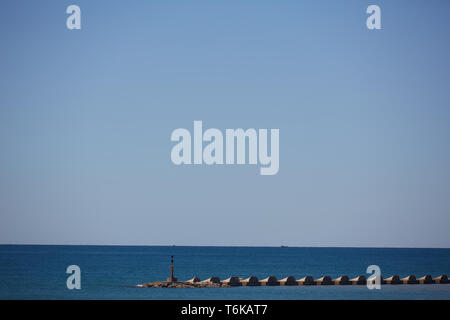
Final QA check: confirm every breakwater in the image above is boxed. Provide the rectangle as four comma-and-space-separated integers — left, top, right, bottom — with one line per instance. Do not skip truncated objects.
139, 274, 449, 288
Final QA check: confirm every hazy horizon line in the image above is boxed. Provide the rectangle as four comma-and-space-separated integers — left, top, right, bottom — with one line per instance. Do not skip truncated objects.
1, 243, 449, 249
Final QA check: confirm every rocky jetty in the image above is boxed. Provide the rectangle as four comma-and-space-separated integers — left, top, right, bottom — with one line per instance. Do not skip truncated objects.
138, 281, 221, 288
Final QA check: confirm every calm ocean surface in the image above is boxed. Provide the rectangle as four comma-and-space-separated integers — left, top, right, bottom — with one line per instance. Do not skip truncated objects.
0, 245, 449, 300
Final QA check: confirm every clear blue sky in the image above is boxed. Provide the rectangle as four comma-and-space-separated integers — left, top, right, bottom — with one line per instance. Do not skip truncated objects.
1, 0, 450, 247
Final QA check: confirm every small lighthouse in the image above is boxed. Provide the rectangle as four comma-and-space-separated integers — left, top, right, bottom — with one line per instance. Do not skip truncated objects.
167, 255, 178, 282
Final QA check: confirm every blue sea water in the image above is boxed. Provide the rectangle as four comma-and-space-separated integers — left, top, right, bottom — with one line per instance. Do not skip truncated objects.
0, 245, 449, 300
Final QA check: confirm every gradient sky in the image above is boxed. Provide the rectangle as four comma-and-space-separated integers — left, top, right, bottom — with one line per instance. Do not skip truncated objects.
1, 0, 450, 247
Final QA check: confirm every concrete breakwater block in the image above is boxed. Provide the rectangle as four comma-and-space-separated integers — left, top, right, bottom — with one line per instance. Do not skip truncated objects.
201, 277, 220, 284
186, 277, 200, 283
350, 275, 367, 285
333, 275, 351, 285
401, 275, 419, 284
279, 276, 297, 286
349, 276, 367, 285
297, 276, 315, 286
385, 275, 401, 285
222, 276, 242, 286
241, 276, 260, 286
433, 274, 449, 284
315, 276, 333, 285
260, 276, 280, 286
418, 275, 433, 284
